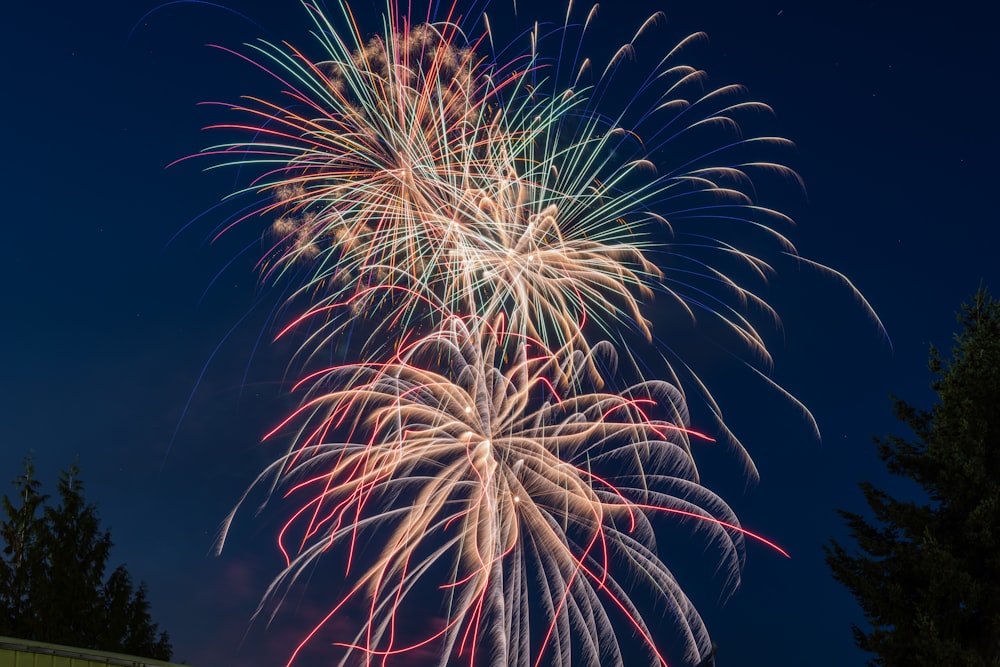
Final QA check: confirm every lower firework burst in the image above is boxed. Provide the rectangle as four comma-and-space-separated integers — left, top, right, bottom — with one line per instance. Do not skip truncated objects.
220, 317, 783, 666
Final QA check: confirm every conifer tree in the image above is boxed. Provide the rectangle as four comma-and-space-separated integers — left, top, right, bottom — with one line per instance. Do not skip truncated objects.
826, 289, 1000, 666
0, 461, 173, 660
0, 459, 46, 637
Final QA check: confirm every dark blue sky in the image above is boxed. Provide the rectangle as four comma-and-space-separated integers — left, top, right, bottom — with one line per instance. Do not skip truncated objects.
2, 1, 997, 666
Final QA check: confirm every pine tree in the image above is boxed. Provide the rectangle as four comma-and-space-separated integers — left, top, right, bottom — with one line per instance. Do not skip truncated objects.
0, 461, 173, 660
34, 465, 114, 646
825, 289, 1000, 666
0, 458, 47, 637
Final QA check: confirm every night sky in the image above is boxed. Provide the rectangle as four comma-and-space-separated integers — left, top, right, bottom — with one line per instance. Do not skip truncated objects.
3, 1, 997, 666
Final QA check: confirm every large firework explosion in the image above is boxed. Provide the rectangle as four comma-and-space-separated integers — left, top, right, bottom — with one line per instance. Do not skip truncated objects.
221, 316, 788, 665
198, 1, 874, 665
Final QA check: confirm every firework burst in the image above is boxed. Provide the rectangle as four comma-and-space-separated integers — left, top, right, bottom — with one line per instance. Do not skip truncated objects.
221, 317, 784, 666
201, 0, 800, 367
196, 0, 875, 665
